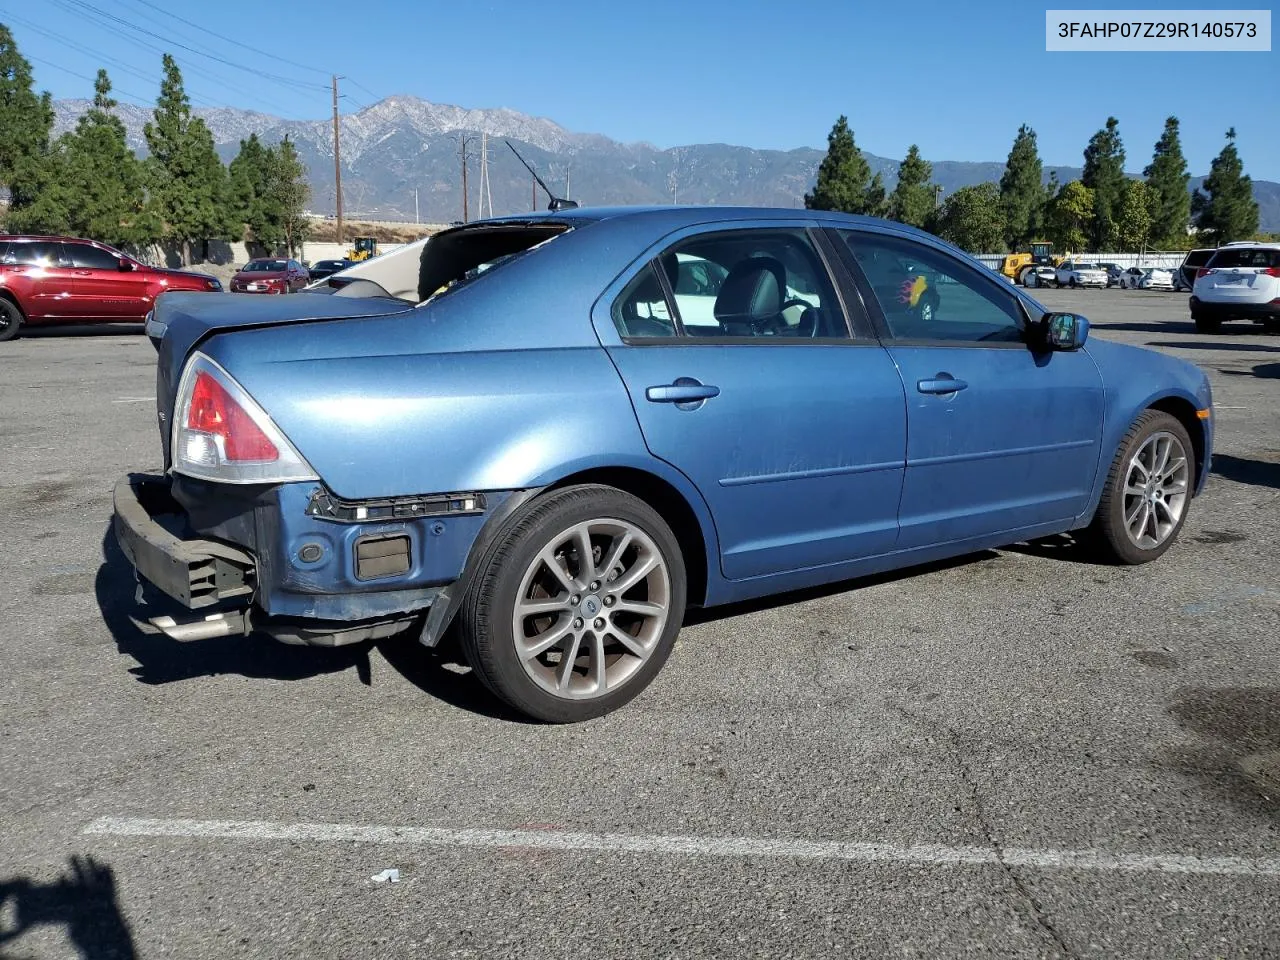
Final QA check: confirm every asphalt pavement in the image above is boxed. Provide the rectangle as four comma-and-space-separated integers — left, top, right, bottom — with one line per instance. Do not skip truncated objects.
1, 290, 1278, 959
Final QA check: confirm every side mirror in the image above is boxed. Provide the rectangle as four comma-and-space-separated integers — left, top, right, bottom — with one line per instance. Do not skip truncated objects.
118, 258, 135, 271
1043, 312, 1089, 351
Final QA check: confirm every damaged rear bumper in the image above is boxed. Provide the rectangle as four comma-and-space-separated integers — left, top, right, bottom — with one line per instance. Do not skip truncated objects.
112, 473, 473, 646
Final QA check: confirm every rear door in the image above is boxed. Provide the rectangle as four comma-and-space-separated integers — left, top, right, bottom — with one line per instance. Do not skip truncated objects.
66, 241, 149, 319
831, 228, 1104, 549
3, 241, 80, 319
593, 223, 907, 581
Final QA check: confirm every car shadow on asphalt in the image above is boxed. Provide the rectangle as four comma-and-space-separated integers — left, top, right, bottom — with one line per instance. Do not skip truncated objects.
683, 550, 1001, 625
94, 527, 523, 722
1093, 321, 1197, 335
1146, 338, 1280, 353
0, 856, 137, 959
1211, 454, 1280, 490
1217, 362, 1280, 380
21, 324, 145, 338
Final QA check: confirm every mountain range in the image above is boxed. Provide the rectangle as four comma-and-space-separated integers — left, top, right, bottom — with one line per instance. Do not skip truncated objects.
52, 95, 1280, 232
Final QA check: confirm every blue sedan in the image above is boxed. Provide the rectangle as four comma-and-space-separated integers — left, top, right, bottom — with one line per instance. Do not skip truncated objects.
115, 207, 1214, 722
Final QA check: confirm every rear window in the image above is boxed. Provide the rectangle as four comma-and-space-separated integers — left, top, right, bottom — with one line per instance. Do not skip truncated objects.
1206, 247, 1280, 269
417, 222, 569, 302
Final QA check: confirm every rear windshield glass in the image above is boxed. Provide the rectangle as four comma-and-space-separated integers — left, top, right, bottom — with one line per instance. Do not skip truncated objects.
417, 222, 569, 302
1206, 247, 1280, 269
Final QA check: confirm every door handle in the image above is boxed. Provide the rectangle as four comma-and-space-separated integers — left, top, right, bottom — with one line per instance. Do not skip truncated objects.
75, 270, 93, 276
646, 379, 720, 404
917, 375, 968, 395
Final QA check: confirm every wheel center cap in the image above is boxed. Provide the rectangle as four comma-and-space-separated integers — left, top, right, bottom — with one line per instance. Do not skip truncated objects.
581, 595, 601, 617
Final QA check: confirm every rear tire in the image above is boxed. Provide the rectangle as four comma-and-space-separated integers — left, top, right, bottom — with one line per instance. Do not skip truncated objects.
0, 298, 23, 342
458, 484, 687, 723
1086, 411, 1194, 565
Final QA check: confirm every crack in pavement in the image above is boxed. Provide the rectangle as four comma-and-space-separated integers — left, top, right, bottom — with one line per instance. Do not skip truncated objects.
893, 704, 1081, 960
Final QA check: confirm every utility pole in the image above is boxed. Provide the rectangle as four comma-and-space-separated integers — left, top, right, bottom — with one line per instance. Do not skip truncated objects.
332, 75, 343, 246
450, 133, 476, 223
933, 184, 943, 210
532, 173, 537, 211
414, 188, 419, 224
564, 163, 570, 199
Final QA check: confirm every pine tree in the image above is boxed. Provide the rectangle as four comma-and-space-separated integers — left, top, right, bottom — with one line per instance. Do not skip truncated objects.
144, 55, 232, 263
1143, 117, 1191, 247
269, 136, 311, 256
1082, 117, 1126, 250
229, 133, 272, 246
999, 125, 1044, 250
0, 24, 54, 215
1194, 128, 1259, 244
1115, 179, 1153, 252
1044, 180, 1094, 251
887, 145, 934, 228
805, 116, 871, 214
55, 70, 152, 246
935, 183, 1005, 252
863, 171, 888, 219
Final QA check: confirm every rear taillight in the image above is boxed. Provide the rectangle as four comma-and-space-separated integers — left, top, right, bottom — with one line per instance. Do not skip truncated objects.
187, 371, 278, 462
1263, 267, 1280, 278
172, 354, 317, 484
1196, 268, 1210, 278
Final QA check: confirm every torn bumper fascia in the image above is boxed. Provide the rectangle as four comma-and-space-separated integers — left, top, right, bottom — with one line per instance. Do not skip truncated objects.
113, 473, 525, 646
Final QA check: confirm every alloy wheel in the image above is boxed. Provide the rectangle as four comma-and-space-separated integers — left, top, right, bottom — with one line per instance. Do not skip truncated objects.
511, 519, 671, 700
1122, 431, 1190, 550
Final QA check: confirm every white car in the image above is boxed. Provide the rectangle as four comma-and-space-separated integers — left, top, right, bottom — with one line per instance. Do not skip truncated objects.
1190, 242, 1280, 333
1054, 261, 1108, 288
1023, 265, 1057, 288
1137, 268, 1175, 291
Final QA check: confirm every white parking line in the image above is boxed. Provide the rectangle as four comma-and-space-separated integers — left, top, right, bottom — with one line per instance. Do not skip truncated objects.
112, 397, 153, 403
84, 817, 1280, 878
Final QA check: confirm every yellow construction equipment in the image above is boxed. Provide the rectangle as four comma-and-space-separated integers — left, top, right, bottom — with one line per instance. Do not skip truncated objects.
347, 237, 378, 262
998, 241, 1066, 285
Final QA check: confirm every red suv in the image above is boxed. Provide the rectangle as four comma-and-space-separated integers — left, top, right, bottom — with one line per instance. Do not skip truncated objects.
0, 235, 222, 342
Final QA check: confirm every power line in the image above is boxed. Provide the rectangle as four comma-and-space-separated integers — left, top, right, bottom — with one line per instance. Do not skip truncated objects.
24, 54, 155, 106
54, 0, 327, 93
47, 0, 315, 116
345, 77, 385, 105
0, 7, 219, 107
118, 0, 332, 77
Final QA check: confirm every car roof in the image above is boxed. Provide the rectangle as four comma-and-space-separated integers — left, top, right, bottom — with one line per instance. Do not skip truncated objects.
0, 234, 105, 244
455, 204, 944, 241
1216, 241, 1280, 250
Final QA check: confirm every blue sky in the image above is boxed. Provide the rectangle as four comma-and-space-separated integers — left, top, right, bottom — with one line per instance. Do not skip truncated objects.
6, 0, 1278, 178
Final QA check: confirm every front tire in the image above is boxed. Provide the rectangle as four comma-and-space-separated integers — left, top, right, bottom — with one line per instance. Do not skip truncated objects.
458, 484, 687, 722
0, 298, 23, 342
1086, 411, 1194, 565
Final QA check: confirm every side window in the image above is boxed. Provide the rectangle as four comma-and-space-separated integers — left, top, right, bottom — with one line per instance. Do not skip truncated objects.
839, 232, 1024, 344
671, 229, 846, 339
612, 264, 675, 338
0, 242, 8, 261
69, 244, 122, 270
6, 241, 64, 266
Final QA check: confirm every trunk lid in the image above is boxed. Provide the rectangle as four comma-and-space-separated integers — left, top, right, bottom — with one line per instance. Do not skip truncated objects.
150, 291, 416, 471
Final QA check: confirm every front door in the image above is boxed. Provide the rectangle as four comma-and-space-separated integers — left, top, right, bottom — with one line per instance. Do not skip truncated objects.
595, 225, 907, 581
832, 228, 1104, 549
66, 242, 149, 319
